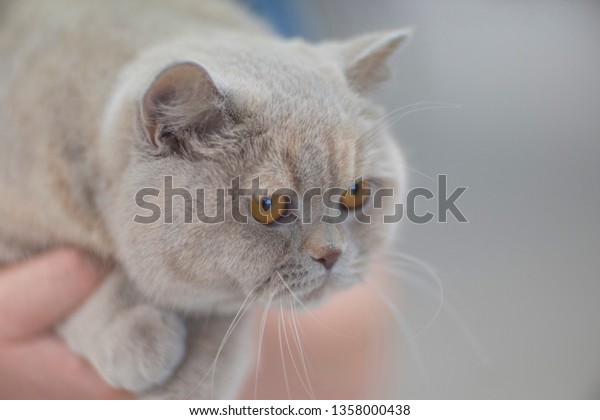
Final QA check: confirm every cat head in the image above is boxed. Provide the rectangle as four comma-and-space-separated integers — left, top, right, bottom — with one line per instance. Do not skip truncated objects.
102, 29, 411, 311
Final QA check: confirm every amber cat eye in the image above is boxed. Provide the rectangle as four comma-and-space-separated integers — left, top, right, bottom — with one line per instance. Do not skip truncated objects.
250, 194, 289, 224
340, 180, 369, 210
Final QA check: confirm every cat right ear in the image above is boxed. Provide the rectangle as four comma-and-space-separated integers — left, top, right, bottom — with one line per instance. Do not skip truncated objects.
323, 29, 413, 94
140, 62, 225, 154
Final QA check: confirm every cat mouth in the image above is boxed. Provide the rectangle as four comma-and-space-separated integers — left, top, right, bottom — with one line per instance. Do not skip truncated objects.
268, 271, 329, 304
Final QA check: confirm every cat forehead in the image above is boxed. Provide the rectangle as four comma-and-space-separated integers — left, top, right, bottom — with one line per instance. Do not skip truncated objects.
217, 44, 355, 109
227, 74, 352, 119
239, 116, 372, 193
227, 60, 368, 141
230, 87, 375, 191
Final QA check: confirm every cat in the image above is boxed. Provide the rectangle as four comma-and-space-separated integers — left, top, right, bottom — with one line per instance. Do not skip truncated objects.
0, 0, 409, 398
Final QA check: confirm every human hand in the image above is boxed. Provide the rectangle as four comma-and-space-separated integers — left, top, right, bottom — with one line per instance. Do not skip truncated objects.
240, 263, 400, 399
0, 249, 131, 399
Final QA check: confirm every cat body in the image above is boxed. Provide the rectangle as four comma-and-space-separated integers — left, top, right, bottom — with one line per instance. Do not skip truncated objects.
0, 0, 409, 398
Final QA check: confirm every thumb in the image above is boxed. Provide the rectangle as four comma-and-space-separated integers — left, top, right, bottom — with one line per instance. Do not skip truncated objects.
0, 249, 110, 340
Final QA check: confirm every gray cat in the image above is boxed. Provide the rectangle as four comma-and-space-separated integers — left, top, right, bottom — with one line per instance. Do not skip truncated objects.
0, 0, 409, 398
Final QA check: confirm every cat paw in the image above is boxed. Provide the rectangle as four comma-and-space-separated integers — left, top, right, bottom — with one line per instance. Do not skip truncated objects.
93, 306, 187, 392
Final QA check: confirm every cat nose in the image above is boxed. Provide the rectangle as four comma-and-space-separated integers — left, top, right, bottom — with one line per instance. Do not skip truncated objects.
311, 248, 342, 270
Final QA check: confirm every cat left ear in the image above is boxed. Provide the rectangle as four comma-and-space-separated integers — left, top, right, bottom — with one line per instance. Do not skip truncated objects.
330, 29, 412, 94
141, 62, 225, 154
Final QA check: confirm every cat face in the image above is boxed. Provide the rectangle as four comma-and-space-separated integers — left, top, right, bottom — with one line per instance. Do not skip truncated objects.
105, 30, 410, 311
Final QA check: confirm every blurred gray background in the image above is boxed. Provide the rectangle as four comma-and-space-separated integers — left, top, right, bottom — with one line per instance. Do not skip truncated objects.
254, 0, 600, 398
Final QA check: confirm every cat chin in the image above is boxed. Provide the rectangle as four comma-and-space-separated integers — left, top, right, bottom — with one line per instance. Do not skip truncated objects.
291, 279, 358, 309
291, 273, 362, 308
297, 281, 331, 307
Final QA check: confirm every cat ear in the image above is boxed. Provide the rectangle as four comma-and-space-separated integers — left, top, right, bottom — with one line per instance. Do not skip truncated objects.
141, 62, 225, 153
332, 29, 412, 94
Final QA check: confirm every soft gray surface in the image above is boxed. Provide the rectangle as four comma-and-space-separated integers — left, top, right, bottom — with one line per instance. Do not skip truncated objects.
298, 0, 600, 398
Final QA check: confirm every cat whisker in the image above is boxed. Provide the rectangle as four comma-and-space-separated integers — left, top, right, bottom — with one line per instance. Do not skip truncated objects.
277, 306, 291, 399
367, 283, 431, 390
383, 250, 489, 364
359, 101, 461, 146
403, 165, 438, 183
290, 299, 316, 386
287, 296, 317, 379
275, 271, 359, 339
209, 289, 258, 396
434, 290, 490, 365
281, 297, 316, 399
367, 100, 460, 131
186, 284, 259, 398
254, 286, 278, 399
384, 251, 445, 336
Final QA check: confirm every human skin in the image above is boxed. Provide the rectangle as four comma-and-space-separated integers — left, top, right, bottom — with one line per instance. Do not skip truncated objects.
0, 249, 131, 399
239, 265, 397, 399
0, 249, 395, 399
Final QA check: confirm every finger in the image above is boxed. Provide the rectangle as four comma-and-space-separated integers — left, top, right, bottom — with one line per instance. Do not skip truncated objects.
0, 333, 132, 399
0, 248, 110, 339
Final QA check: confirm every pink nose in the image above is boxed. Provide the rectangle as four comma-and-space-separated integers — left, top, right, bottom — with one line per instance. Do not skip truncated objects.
311, 248, 342, 270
